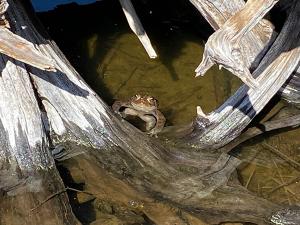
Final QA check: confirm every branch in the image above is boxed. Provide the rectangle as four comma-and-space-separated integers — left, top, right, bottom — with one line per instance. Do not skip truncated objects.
195, 0, 279, 89
119, 0, 157, 59
219, 114, 300, 153
0, 1, 56, 71
189, 0, 300, 113
184, 0, 300, 149
0, 27, 56, 71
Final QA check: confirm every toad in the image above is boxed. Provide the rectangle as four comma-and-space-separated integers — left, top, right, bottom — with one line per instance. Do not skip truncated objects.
112, 95, 166, 135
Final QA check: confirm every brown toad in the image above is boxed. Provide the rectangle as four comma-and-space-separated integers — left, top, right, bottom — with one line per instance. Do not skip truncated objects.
112, 95, 166, 135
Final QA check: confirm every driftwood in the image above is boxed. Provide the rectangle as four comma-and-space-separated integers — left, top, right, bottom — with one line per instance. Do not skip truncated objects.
189, 0, 276, 70
0, 1, 79, 225
0, 0, 300, 224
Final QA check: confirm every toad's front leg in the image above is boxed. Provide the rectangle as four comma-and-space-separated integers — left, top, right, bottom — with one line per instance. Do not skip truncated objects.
138, 114, 156, 131
123, 108, 156, 131
147, 110, 166, 136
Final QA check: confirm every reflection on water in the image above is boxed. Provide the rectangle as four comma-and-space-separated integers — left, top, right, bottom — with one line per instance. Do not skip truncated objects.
37, 0, 300, 223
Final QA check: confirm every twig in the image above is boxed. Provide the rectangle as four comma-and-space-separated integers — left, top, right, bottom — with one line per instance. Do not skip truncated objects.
271, 177, 299, 201
30, 189, 67, 212
272, 158, 291, 205
66, 187, 95, 196
245, 164, 256, 188
262, 143, 300, 170
257, 182, 261, 196
30, 187, 95, 212
268, 176, 300, 195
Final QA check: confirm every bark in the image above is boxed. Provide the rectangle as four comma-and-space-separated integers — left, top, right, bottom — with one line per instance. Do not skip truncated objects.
1, 0, 300, 224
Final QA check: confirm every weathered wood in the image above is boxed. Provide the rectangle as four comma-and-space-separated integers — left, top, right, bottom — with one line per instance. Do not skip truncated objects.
0, 0, 8, 14
278, 1, 300, 106
189, 0, 300, 110
195, 0, 279, 89
189, 0, 276, 70
0, 1, 80, 224
0, 27, 56, 71
13, 1, 299, 224
0, 0, 55, 71
220, 113, 300, 153
183, 0, 300, 150
119, 0, 157, 58
1, 0, 300, 224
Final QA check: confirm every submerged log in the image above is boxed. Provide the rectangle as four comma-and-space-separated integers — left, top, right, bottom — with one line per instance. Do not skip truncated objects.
1, 0, 300, 224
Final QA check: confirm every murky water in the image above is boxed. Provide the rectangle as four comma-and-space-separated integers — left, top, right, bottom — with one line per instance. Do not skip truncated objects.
236, 117, 300, 206
87, 32, 242, 125
37, 0, 300, 224
38, 0, 240, 125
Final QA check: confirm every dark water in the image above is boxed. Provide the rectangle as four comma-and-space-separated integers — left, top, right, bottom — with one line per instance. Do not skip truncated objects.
36, 0, 300, 223
37, 0, 227, 125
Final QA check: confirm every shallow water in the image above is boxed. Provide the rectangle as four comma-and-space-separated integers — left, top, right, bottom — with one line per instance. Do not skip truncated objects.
236, 119, 300, 206
87, 32, 241, 125
37, 0, 300, 223
38, 0, 239, 125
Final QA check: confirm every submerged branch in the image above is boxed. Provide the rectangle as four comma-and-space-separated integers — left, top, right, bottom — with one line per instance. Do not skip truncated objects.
262, 143, 300, 170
